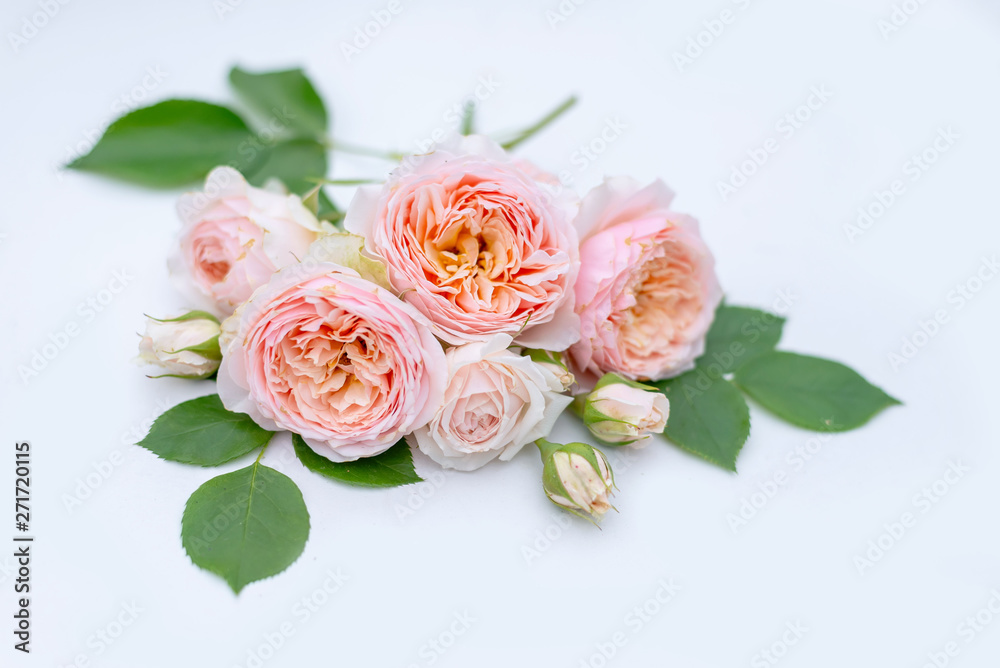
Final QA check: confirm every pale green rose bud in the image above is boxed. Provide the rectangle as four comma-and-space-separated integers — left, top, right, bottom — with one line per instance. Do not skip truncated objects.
582, 373, 669, 445
524, 349, 575, 392
137, 311, 222, 379
537, 438, 615, 523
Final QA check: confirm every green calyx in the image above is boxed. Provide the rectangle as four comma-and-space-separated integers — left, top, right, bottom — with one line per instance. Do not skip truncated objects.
169, 335, 223, 361
535, 439, 614, 488
592, 372, 658, 393
146, 310, 220, 324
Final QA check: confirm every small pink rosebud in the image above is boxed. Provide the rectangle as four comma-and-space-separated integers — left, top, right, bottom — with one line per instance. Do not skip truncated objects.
583, 373, 669, 445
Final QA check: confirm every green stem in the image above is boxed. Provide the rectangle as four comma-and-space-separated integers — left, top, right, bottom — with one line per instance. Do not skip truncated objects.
500, 95, 578, 151
325, 138, 404, 161
460, 101, 476, 136
254, 438, 272, 465
570, 394, 587, 418
308, 177, 383, 186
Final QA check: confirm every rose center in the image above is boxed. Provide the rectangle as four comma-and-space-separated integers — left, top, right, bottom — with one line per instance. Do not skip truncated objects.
432, 213, 515, 283
456, 408, 501, 443
193, 238, 232, 283
616, 250, 702, 356
274, 315, 391, 424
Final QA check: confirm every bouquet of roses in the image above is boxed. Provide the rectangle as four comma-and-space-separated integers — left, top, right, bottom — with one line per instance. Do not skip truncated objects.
69, 67, 900, 593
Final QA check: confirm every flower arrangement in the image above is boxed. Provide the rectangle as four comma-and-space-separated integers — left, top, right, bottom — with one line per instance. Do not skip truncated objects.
69, 66, 900, 593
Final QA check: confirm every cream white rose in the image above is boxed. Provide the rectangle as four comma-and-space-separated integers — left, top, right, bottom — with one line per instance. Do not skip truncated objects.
408, 334, 572, 471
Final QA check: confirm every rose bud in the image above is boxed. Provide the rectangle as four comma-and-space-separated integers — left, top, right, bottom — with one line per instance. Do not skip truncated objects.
524, 349, 575, 392
581, 373, 669, 445
536, 438, 615, 523
137, 311, 222, 379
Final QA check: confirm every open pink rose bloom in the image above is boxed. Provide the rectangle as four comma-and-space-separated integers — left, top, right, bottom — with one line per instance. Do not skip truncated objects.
217, 263, 447, 462
569, 177, 723, 386
345, 135, 581, 350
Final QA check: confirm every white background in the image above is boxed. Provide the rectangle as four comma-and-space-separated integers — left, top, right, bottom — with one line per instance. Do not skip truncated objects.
3, 0, 1000, 666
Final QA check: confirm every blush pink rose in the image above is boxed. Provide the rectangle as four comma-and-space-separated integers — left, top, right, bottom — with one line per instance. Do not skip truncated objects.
344, 135, 580, 350
407, 334, 572, 471
217, 262, 447, 461
170, 167, 323, 315
568, 177, 723, 386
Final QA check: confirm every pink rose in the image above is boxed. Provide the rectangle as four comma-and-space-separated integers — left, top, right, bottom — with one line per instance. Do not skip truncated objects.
344, 135, 580, 349
217, 262, 447, 461
569, 178, 723, 385
170, 167, 323, 315
408, 334, 572, 471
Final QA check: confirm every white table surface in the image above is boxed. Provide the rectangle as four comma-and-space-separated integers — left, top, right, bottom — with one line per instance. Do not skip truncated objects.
4, 0, 1000, 665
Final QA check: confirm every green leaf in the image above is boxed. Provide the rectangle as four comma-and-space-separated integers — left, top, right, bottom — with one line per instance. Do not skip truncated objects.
137, 394, 273, 466
248, 138, 328, 195
182, 462, 309, 594
293, 434, 421, 488
733, 351, 901, 432
698, 304, 785, 373
229, 66, 328, 140
67, 100, 256, 187
656, 372, 750, 472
